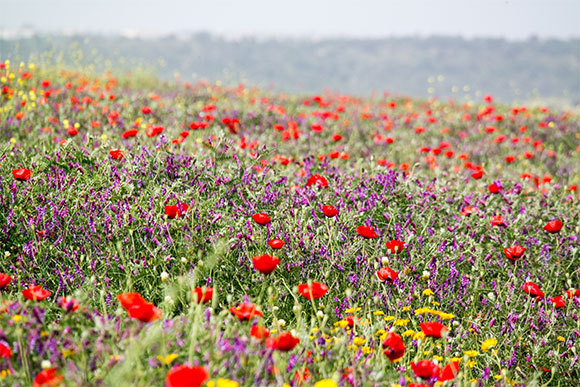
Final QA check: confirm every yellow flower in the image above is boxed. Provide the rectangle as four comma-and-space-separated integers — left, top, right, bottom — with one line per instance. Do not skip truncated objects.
422, 289, 434, 296
157, 354, 178, 365
557, 336, 565, 342
334, 320, 350, 328
438, 312, 455, 320
450, 357, 463, 362
494, 375, 503, 380
314, 379, 338, 387
431, 301, 440, 306
375, 329, 386, 337
344, 307, 361, 314
402, 330, 415, 337
361, 346, 373, 354
481, 338, 497, 352
433, 355, 443, 361
373, 310, 384, 316
469, 379, 478, 383
62, 349, 75, 358
466, 360, 477, 368
414, 307, 430, 315
464, 350, 478, 358
206, 379, 239, 387
353, 337, 366, 346
402, 305, 412, 311
413, 331, 426, 340
384, 315, 395, 321
12, 315, 22, 323
0, 369, 11, 379
394, 319, 410, 326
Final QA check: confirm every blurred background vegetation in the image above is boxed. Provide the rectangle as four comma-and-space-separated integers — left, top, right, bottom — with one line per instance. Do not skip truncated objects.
1, 33, 579, 105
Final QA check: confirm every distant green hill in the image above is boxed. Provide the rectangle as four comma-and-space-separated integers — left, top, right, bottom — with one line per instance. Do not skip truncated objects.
1, 33, 578, 104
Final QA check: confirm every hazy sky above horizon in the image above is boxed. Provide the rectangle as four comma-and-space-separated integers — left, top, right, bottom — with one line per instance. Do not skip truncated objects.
1, 0, 579, 40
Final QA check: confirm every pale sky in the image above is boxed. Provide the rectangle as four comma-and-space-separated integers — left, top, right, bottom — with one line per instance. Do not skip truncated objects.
1, 0, 579, 39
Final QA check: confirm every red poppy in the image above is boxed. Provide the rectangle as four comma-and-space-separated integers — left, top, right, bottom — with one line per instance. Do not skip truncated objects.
382, 332, 405, 361
505, 155, 516, 163
385, 240, 405, 254
356, 226, 378, 239
266, 332, 300, 351
411, 360, 441, 379
550, 296, 565, 309
522, 282, 544, 298
419, 321, 449, 338
12, 168, 32, 181
142, 106, 152, 114
306, 174, 329, 188
268, 238, 285, 249
110, 150, 125, 160
58, 297, 80, 312
191, 287, 213, 304
22, 285, 51, 301
504, 245, 526, 260
165, 203, 189, 219
165, 365, 209, 387
117, 292, 147, 309
297, 282, 328, 300
438, 361, 460, 382
252, 254, 280, 275
122, 129, 139, 139
544, 220, 563, 233
250, 325, 270, 340
0, 273, 13, 289
488, 184, 501, 194
229, 302, 263, 321
252, 213, 271, 225
565, 289, 580, 298
33, 368, 63, 387
471, 170, 484, 179
0, 343, 12, 358
376, 267, 399, 283
127, 301, 162, 323
461, 206, 476, 216
322, 205, 339, 217
490, 215, 505, 227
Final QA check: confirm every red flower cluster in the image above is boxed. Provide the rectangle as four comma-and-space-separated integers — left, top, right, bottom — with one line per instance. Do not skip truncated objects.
117, 292, 162, 323
297, 282, 328, 300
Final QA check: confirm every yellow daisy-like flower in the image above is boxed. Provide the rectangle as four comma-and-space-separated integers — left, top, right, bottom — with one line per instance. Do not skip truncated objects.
413, 331, 426, 340
494, 375, 503, 380
481, 338, 498, 352
402, 330, 415, 337
450, 357, 463, 363
353, 337, 367, 346
207, 379, 239, 387
402, 305, 412, 311
384, 315, 395, 321
557, 336, 565, 342
334, 320, 350, 328
422, 289, 434, 296
414, 307, 431, 315
431, 301, 440, 306
464, 350, 478, 358
361, 346, 373, 354
12, 314, 23, 323
375, 329, 386, 337
433, 355, 443, 361
466, 360, 477, 368
157, 354, 178, 365
1, 370, 12, 379
313, 380, 338, 387
394, 319, 410, 326
344, 307, 361, 314
438, 312, 455, 320
373, 310, 385, 316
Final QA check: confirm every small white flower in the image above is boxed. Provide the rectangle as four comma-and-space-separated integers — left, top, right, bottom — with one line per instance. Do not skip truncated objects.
160, 271, 169, 282
41, 360, 51, 369
316, 310, 325, 319
181, 257, 187, 263
277, 319, 286, 327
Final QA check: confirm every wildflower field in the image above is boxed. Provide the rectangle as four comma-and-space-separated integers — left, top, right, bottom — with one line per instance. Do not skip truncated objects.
0, 60, 579, 386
